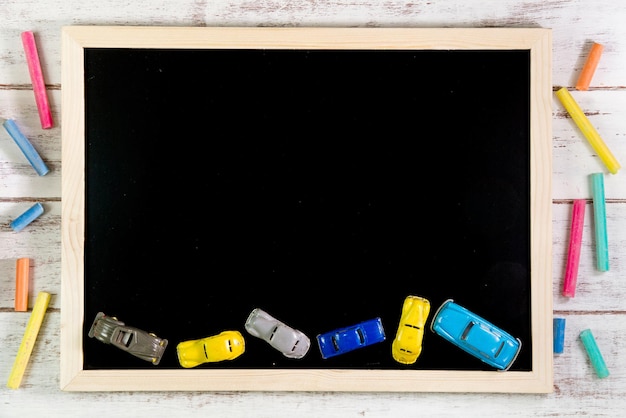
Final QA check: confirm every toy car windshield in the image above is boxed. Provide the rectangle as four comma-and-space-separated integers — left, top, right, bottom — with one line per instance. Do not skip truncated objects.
88, 312, 168, 365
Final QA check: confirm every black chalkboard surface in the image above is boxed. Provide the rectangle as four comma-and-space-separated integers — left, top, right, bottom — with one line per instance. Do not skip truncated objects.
61, 26, 553, 392
83, 47, 531, 370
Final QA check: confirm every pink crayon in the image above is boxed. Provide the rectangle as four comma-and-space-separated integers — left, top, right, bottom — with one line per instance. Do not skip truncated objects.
21, 31, 53, 129
563, 199, 585, 297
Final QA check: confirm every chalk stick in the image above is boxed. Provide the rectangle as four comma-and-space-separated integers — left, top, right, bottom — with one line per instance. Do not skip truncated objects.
2, 119, 50, 176
15, 258, 30, 312
555, 87, 620, 174
590, 173, 609, 271
21, 31, 53, 129
10, 203, 44, 232
576, 43, 604, 91
579, 329, 609, 379
563, 199, 585, 297
553, 318, 566, 354
7, 291, 51, 389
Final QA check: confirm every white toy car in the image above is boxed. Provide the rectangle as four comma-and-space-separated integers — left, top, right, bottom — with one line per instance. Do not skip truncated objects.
244, 308, 311, 359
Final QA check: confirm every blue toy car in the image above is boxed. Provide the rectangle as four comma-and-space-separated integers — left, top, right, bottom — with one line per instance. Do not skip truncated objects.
316, 317, 386, 359
430, 299, 522, 371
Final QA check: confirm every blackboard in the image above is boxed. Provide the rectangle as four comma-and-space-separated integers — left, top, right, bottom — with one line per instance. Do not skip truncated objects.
60, 26, 553, 392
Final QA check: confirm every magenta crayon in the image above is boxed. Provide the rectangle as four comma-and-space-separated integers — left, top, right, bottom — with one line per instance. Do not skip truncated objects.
563, 199, 585, 297
21, 31, 53, 129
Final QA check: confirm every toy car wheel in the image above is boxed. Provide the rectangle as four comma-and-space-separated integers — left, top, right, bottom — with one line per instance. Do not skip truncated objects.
149, 332, 167, 346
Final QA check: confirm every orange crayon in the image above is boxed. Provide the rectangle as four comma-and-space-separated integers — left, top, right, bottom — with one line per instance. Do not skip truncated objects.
576, 43, 604, 91
15, 258, 30, 312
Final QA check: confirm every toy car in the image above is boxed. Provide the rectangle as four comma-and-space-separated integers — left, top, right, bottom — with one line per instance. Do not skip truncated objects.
430, 299, 522, 371
244, 308, 311, 359
88, 312, 168, 365
392, 295, 431, 365
176, 330, 245, 368
316, 317, 386, 359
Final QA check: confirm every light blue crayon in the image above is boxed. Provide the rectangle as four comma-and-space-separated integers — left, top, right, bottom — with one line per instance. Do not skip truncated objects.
590, 173, 609, 271
10, 202, 44, 232
580, 329, 609, 379
3, 119, 49, 176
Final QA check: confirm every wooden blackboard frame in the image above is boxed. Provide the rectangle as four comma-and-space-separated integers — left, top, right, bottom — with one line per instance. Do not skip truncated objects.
60, 26, 553, 392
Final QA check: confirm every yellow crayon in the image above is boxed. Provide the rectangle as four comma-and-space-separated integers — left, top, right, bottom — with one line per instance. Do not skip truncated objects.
555, 87, 620, 174
7, 291, 51, 389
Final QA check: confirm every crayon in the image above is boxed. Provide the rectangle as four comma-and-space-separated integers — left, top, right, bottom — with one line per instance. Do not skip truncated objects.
579, 329, 609, 379
7, 291, 51, 389
21, 31, 53, 129
563, 199, 585, 297
2, 119, 50, 176
555, 87, 620, 174
576, 43, 604, 91
590, 173, 609, 271
15, 258, 30, 312
10, 203, 44, 232
553, 318, 566, 354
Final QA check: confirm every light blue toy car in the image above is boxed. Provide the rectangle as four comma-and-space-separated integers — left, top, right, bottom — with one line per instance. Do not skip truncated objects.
430, 299, 521, 371
317, 317, 386, 359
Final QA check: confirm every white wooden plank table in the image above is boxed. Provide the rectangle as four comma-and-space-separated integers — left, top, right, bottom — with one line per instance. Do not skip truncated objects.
1, 1, 625, 417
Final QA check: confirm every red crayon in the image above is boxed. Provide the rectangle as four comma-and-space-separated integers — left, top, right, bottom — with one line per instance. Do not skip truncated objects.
563, 199, 585, 297
21, 31, 53, 129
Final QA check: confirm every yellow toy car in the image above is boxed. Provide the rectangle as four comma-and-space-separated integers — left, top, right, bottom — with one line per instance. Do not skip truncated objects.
176, 330, 245, 368
392, 295, 431, 365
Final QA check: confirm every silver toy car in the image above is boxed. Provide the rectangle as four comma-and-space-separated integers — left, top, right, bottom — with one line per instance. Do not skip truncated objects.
88, 312, 168, 365
244, 308, 310, 359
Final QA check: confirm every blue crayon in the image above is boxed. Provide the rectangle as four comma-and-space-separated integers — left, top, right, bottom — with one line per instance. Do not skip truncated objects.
2, 119, 49, 176
553, 318, 566, 354
580, 329, 609, 379
10, 203, 44, 232
590, 173, 609, 271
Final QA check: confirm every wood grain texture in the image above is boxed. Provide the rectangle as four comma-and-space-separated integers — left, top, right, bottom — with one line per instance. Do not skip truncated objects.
1, 0, 625, 417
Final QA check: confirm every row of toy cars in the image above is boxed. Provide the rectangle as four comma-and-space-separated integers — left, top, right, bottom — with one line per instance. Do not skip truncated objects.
88, 296, 522, 370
